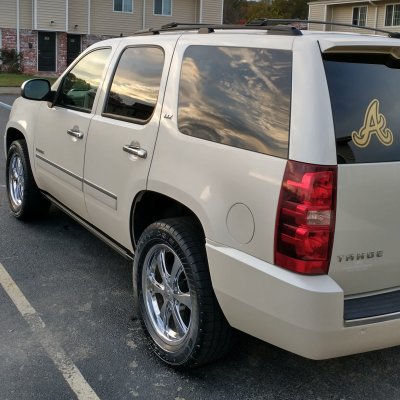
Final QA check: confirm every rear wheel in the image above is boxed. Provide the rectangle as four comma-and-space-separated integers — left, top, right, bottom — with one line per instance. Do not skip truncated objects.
6, 140, 50, 219
133, 218, 234, 368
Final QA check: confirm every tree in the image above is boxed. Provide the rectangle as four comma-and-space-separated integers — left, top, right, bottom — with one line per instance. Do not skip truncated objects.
223, 0, 248, 24
268, 0, 308, 19
247, 0, 309, 22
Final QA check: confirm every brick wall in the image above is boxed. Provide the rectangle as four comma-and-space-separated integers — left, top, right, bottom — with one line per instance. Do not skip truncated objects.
1, 28, 17, 50
20, 30, 37, 75
57, 32, 67, 74
0, 29, 116, 75
82, 34, 116, 51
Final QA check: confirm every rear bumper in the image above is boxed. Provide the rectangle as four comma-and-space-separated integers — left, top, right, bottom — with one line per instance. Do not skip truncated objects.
206, 241, 400, 360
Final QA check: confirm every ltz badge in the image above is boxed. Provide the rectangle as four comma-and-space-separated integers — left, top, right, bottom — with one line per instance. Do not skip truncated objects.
351, 99, 394, 148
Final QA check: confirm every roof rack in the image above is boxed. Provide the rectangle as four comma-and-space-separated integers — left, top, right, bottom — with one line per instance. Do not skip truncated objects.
134, 22, 302, 36
248, 18, 400, 38
133, 19, 400, 39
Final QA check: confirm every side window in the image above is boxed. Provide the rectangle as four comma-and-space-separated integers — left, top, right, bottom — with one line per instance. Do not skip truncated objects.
103, 46, 164, 123
57, 48, 111, 113
178, 46, 292, 158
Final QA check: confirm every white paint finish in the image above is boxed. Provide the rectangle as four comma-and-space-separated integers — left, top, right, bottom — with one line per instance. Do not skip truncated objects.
0, 262, 100, 400
289, 37, 337, 165
148, 33, 291, 264
88, 0, 90, 34
4, 97, 43, 166
329, 163, 400, 295
0, 263, 37, 316
17, 0, 20, 53
206, 242, 400, 360
142, 0, 146, 29
83, 35, 177, 250
34, 46, 114, 219
33, 102, 94, 204
226, 203, 255, 245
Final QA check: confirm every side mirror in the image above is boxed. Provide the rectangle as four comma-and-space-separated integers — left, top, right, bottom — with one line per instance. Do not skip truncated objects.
21, 79, 52, 101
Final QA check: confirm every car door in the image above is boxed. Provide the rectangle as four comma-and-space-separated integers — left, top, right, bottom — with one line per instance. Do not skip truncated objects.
83, 36, 176, 250
34, 47, 112, 218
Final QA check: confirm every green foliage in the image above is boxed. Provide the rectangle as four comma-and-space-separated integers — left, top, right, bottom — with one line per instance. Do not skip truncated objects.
269, 0, 309, 19
0, 49, 23, 73
223, 0, 309, 24
223, 0, 248, 24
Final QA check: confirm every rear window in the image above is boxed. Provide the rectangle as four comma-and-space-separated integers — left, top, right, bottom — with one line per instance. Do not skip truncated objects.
324, 53, 400, 164
178, 46, 292, 158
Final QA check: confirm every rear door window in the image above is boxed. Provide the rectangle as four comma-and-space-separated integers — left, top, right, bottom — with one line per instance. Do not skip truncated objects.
324, 53, 400, 164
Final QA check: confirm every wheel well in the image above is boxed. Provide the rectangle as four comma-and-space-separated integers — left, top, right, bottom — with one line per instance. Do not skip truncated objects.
6, 128, 25, 151
132, 191, 205, 247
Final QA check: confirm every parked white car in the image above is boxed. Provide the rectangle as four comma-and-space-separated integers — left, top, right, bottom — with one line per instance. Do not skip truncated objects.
5, 21, 400, 368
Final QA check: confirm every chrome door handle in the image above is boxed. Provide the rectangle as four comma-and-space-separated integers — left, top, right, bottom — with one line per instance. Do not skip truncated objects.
123, 145, 147, 159
67, 128, 84, 139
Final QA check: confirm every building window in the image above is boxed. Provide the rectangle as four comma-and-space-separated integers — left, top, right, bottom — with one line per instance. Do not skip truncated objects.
352, 6, 367, 27
114, 0, 133, 13
385, 4, 400, 26
154, 0, 171, 16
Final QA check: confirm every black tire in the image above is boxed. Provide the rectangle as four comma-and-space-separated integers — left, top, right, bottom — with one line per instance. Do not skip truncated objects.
133, 218, 235, 368
6, 140, 50, 220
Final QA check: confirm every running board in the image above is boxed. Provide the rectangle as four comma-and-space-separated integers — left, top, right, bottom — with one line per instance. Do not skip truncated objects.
42, 193, 134, 261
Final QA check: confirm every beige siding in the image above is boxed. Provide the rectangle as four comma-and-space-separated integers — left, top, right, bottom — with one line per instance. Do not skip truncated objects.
68, 0, 88, 33
37, 0, 67, 31
376, 1, 400, 31
326, 3, 376, 33
0, 0, 32, 30
0, 1, 16, 29
20, 0, 33, 29
91, 0, 143, 36
308, 3, 326, 30
145, 0, 196, 29
201, 0, 223, 24
309, 1, 400, 34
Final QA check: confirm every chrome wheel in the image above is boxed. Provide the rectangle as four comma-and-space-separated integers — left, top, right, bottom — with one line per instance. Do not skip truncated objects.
142, 244, 192, 345
8, 153, 25, 208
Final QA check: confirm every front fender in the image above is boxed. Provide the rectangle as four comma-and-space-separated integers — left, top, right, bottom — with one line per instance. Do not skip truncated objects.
5, 97, 44, 177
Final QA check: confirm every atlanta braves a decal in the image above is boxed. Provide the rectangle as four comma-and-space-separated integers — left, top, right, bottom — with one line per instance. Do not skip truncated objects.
351, 99, 394, 148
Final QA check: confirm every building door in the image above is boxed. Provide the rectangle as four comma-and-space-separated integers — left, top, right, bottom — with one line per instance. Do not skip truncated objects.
67, 34, 81, 66
38, 32, 56, 71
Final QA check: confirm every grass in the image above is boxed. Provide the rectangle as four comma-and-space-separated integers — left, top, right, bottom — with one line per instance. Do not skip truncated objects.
0, 72, 58, 87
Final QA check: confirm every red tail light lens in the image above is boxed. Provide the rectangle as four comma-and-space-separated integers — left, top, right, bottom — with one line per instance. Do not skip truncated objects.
274, 161, 337, 275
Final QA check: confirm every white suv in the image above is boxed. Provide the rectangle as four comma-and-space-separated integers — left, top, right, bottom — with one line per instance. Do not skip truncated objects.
5, 22, 400, 368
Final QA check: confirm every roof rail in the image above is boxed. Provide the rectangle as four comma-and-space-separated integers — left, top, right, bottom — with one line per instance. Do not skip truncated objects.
133, 22, 302, 36
248, 18, 400, 38
133, 19, 400, 38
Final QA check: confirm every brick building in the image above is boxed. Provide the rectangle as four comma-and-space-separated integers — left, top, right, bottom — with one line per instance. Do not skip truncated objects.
0, 0, 224, 74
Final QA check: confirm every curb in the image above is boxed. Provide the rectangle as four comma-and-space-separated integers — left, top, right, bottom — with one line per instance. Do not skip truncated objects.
0, 87, 21, 95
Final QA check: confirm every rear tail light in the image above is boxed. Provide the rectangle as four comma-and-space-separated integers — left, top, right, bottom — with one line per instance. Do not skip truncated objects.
274, 160, 337, 275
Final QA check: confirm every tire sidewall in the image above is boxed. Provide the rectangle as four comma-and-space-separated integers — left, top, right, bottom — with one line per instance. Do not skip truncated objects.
133, 223, 202, 367
6, 141, 29, 218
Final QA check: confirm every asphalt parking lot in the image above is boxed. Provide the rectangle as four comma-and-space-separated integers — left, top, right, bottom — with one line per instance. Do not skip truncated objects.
2, 94, 400, 400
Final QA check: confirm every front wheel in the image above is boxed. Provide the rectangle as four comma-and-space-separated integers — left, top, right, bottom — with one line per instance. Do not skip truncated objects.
133, 218, 234, 368
6, 140, 50, 219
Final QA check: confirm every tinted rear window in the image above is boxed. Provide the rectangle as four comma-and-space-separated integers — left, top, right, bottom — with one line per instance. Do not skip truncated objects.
178, 46, 292, 158
324, 53, 400, 164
